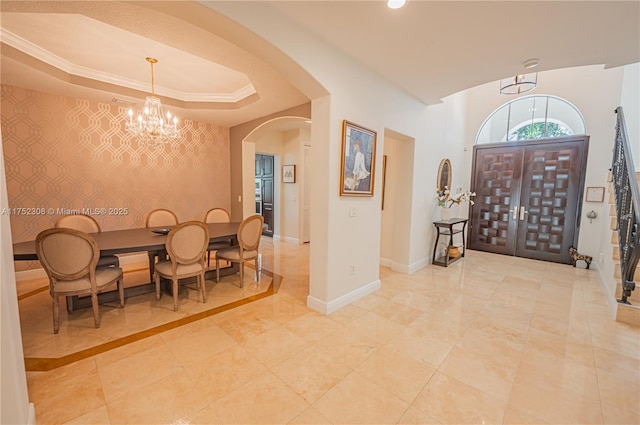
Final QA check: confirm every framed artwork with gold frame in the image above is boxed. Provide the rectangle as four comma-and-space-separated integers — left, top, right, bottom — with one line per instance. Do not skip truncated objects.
340, 120, 376, 197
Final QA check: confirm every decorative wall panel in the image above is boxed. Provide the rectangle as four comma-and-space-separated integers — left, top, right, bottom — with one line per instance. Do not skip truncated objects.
1, 85, 231, 271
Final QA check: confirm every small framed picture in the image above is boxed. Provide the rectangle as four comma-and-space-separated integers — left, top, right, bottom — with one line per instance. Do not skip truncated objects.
283, 164, 296, 183
340, 120, 377, 196
585, 186, 605, 202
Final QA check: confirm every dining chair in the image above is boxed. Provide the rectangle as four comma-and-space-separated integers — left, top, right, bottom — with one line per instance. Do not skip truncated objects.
215, 214, 264, 287
145, 208, 179, 283
36, 228, 125, 334
203, 207, 231, 267
154, 221, 209, 311
55, 214, 120, 268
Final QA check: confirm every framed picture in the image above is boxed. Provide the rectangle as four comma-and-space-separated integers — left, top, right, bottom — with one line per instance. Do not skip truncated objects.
283, 164, 296, 183
340, 120, 377, 196
585, 186, 605, 202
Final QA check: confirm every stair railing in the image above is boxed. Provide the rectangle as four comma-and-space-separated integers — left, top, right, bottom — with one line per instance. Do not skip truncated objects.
611, 107, 640, 304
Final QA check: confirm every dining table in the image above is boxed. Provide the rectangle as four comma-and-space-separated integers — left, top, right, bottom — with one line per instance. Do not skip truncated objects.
13, 222, 241, 309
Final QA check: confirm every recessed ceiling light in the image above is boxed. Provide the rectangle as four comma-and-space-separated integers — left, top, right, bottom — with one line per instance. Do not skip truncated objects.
387, 0, 406, 9
523, 58, 539, 69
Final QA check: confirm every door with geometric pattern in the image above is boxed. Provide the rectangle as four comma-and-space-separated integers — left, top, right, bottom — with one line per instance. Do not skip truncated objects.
469, 137, 589, 264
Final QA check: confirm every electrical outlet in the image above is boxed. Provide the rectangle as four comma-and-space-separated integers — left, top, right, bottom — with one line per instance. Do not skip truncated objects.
350, 264, 355, 275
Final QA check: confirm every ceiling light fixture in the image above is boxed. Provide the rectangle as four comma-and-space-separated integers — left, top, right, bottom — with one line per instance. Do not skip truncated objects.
126, 57, 179, 146
500, 59, 539, 95
387, 0, 406, 9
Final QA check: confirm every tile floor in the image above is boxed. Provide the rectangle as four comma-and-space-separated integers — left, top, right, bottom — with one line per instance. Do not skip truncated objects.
17, 238, 640, 424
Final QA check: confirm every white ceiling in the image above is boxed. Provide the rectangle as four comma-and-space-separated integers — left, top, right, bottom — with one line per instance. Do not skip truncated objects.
1, 1, 638, 129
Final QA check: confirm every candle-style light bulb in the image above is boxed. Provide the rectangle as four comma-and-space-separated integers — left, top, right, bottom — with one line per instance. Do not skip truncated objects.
173, 116, 177, 129
128, 108, 133, 124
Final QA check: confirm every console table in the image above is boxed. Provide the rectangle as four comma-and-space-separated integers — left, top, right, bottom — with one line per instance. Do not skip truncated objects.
432, 218, 468, 267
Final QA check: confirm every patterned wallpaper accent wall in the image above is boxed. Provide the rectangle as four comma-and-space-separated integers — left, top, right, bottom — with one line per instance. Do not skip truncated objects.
1, 85, 231, 271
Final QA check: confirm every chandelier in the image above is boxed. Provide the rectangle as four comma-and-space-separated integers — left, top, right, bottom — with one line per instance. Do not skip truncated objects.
500, 59, 539, 95
126, 57, 180, 145
499, 72, 538, 95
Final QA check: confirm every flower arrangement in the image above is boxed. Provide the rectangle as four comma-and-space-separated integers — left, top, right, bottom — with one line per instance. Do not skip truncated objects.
436, 187, 476, 208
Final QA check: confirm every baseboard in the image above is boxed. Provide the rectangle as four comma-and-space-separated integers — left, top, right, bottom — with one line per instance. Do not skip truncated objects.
379, 257, 393, 268
281, 236, 301, 244
28, 403, 36, 425
379, 257, 428, 274
307, 279, 381, 315
15, 253, 148, 281
596, 261, 618, 319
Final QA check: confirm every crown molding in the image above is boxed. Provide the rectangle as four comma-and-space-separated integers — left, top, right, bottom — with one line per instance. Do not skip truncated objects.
1, 29, 256, 103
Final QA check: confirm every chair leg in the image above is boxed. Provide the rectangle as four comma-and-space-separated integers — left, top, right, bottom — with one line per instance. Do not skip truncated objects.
216, 258, 220, 282
239, 262, 244, 288
207, 250, 211, 267
118, 277, 125, 308
91, 292, 101, 328
254, 258, 260, 281
201, 272, 207, 303
172, 278, 179, 312
155, 272, 161, 301
148, 251, 156, 284
53, 295, 60, 334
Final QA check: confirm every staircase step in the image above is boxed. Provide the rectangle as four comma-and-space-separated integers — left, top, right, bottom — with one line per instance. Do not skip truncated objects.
610, 204, 616, 217
616, 302, 640, 327
611, 231, 618, 245
611, 217, 617, 231
613, 246, 619, 261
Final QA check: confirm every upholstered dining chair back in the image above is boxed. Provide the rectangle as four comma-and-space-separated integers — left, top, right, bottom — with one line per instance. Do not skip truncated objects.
166, 221, 210, 266
37, 228, 98, 280
146, 209, 179, 227
36, 228, 124, 333
145, 209, 179, 283
238, 214, 264, 253
155, 221, 209, 311
55, 214, 101, 234
215, 214, 264, 287
203, 208, 232, 267
55, 214, 119, 269
204, 208, 231, 224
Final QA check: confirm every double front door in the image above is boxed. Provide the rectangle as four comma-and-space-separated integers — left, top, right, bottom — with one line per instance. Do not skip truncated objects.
468, 136, 589, 264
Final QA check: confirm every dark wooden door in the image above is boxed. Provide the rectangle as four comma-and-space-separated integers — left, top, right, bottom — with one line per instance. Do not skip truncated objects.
469, 137, 588, 264
469, 146, 523, 255
256, 154, 274, 236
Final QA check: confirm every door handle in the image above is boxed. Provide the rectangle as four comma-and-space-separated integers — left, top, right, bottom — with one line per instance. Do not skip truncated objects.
510, 206, 519, 220
519, 207, 528, 220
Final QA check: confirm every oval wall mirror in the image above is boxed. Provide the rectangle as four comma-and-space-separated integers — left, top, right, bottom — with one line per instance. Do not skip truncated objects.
437, 159, 452, 191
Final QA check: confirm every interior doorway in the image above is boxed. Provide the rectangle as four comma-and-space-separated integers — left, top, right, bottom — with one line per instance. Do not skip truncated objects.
379, 131, 415, 271
468, 136, 589, 264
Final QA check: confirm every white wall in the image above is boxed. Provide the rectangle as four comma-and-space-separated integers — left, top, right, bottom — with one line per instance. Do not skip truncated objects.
1, 135, 35, 424
281, 129, 301, 243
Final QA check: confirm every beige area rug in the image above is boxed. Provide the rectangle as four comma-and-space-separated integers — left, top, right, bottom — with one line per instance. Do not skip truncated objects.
17, 265, 279, 371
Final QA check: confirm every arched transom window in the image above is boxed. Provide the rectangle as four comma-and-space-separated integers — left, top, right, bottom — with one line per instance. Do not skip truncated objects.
476, 95, 586, 144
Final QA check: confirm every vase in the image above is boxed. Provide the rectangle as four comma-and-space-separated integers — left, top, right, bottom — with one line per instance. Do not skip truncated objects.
440, 207, 451, 221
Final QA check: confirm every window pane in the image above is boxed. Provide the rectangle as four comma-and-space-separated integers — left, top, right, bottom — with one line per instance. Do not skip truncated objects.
477, 104, 509, 144
507, 97, 536, 141
547, 97, 585, 135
